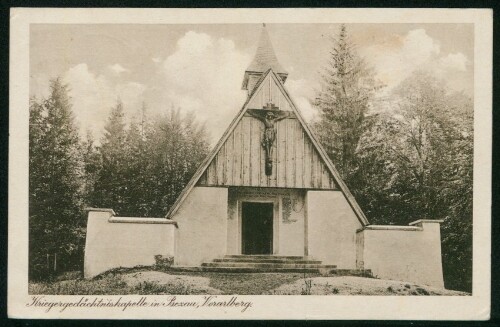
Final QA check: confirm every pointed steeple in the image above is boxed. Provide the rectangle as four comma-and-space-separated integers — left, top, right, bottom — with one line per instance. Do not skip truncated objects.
242, 24, 288, 93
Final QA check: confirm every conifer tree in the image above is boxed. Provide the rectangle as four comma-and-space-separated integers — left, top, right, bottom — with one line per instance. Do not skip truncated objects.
93, 100, 129, 213
122, 117, 148, 216
314, 24, 380, 180
29, 78, 85, 279
81, 131, 102, 207
144, 107, 209, 217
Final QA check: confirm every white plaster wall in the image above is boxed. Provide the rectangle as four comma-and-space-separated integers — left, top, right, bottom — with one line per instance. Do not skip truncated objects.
226, 193, 239, 255
225, 188, 305, 256
278, 191, 305, 256
359, 222, 444, 288
307, 191, 362, 267
84, 211, 175, 279
173, 186, 228, 266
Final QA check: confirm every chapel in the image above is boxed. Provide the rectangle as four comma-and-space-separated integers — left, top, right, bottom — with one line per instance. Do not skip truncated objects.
84, 25, 445, 288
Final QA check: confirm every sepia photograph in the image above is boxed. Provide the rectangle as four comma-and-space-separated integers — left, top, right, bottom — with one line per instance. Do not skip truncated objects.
9, 8, 492, 320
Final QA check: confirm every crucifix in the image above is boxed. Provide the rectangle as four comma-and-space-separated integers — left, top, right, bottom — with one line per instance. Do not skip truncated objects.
247, 104, 291, 176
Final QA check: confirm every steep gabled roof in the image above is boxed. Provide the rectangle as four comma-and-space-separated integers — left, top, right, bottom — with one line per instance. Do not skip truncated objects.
246, 26, 287, 75
166, 69, 369, 226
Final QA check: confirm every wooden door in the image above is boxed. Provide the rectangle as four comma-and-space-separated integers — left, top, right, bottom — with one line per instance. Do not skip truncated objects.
241, 202, 273, 255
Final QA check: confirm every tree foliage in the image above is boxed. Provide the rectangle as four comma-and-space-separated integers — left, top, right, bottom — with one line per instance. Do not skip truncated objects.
86, 103, 209, 217
314, 24, 381, 180
29, 79, 209, 280
141, 108, 209, 217
29, 78, 85, 280
314, 25, 473, 292
91, 100, 129, 210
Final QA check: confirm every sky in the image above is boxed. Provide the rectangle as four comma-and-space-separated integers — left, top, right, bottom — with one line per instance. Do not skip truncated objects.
30, 23, 474, 144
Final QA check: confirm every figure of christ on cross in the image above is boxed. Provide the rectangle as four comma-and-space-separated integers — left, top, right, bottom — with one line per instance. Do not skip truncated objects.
247, 107, 290, 176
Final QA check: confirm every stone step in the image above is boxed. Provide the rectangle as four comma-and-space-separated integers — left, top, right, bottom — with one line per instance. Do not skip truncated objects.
224, 255, 308, 260
202, 262, 337, 269
214, 258, 322, 264
169, 266, 372, 277
322, 269, 373, 277
199, 266, 324, 273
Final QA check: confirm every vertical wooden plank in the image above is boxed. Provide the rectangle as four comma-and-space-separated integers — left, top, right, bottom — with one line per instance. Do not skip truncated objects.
248, 118, 253, 185
259, 86, 265, 109
216, 142, 224, 185
318, 153, 323, 188
322, 171, 328, 189
272, 78, 281, 106
250, 118, 260, 186
300, 129, 305, 188
225, 133, 233, 185
303, 136, 312, 188
269, 75, 272, 104
317, 153, 323, 188
314, 156, 320, 189
295, 120, 304, 188
203, 165, 209, 185
318, 151, 324, 188
222, 142, 226, 185
269, 76, 274, 104
263, 76, 270, 105
207, 160, 215, 185
231, 130, 235, 185
199, 171, 207, 185
233, 121, 242, 186
206, 160, 212, 185
284, 118, 289, 187
311, 144, 317, 188
240, 120, 245, 185
270, 120, 278, 188
242, 118, 251, 186
275, 117, 280, 187
214, 151, 218, 185
290, 119, 296, 187
286, 118, 295, 188
258, 122, 266, 187
322, 164, 331, 189
277, 119, 286, 187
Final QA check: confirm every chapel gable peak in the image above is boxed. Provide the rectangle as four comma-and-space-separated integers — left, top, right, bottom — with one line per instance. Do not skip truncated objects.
242, 24, 288, 94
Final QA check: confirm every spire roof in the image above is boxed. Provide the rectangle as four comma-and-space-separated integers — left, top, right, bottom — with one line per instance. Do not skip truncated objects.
246, 24, 287, 75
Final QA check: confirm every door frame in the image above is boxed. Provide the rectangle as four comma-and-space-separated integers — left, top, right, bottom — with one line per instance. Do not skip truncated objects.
237, 197, 279, 255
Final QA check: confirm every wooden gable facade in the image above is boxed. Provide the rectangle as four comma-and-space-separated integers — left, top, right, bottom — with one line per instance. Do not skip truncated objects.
167, 68, 369, 226
198, 71, 337, 189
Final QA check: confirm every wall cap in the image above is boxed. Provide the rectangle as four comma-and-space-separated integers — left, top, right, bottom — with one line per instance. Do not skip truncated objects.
357, 225, 422, 232
109, 216, 178, 227
409, 219, 444, 226
84, 207, 116, 216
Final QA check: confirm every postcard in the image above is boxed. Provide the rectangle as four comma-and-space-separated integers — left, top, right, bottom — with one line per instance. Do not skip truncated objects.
9, 8, 492, 320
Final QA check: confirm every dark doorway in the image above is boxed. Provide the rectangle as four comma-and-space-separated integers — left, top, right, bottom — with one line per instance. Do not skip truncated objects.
241, 202, 273, 255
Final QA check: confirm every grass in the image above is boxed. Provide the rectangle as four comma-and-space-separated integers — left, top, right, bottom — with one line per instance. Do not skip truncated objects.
29, 267, 315, 295
29, 274, 131, 295
29, 275, 198, 295
29, 267, 470, 296
206, 272, 307, 295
